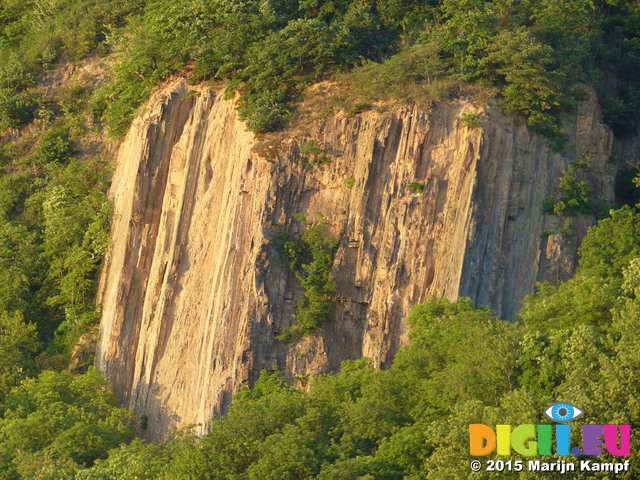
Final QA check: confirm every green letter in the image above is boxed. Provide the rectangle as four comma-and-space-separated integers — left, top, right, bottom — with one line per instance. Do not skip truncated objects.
512, 424, 537, 455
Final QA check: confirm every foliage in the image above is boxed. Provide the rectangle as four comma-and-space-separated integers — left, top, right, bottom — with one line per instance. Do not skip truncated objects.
407, 182, 424, 193
1, 2, 640, 479
521, 205, 640, 331
0, 144, 112, 374
53, 204, 640, 480
544, 154, 595, 216
0, 368, 133, 479
157, 370, 309, 480
0, 201, 631, 479
78, 0, 639, 138
95, 0, 390, 133
0, 0, 116, 395
0, 311, 40, 401
299, 139, 328, 167
456, 112, 482, 129
615, 165, 640, 207
393, 298, 519, 415
35, 128, 76, 167
278, 217, 338, 340
338, 40, 452, 104
75, 439, 172, 480
2, 0, 640, 139
0, 89, 40, 130
484, 27, 563, 132
0, 0, 142, 132
540, 228, 554, 238
560, 217, 573, 237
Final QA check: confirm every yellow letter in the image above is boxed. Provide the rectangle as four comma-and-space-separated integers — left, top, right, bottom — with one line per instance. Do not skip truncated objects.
497, 425, 511, 455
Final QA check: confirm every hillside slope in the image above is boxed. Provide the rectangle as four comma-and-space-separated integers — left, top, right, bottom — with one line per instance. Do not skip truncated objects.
96, 79, 614, 440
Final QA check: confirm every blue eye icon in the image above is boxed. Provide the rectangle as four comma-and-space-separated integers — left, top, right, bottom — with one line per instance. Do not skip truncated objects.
544, 403, 584, 422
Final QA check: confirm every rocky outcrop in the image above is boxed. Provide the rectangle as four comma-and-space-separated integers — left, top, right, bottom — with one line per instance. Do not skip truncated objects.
95, 79, 614, 440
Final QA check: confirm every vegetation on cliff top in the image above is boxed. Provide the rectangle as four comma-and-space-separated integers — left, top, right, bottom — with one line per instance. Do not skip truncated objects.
94, 0, 640, 138
3, 0, 639, 137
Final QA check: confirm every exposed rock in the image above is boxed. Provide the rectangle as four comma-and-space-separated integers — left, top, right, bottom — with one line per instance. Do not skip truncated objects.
95, 79, 615, 440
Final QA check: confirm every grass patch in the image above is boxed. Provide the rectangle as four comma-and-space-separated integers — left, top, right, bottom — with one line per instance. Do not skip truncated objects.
408, 182, 425, 193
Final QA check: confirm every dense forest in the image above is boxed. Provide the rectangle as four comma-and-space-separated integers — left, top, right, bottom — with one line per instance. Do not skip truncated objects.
2, 212, 640, 479
1, 0, 640, 478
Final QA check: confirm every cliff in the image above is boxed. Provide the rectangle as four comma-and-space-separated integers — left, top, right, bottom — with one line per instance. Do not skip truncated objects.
95, 79, 615, 440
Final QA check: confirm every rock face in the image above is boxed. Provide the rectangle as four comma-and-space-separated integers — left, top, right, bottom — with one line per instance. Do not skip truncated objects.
95, 79, 614, 440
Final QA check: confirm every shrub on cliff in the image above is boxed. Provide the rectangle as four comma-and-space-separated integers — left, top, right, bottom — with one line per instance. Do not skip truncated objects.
278, 217, 338, 341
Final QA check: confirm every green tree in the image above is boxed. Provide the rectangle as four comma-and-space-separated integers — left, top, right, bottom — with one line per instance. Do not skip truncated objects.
438, 0, 498, 80
163, 370, 308, 479
392, 298, 520, 416
0, 369, 133, 479
0, 222, 41, 321
520, 206, 640, 330
76, 438, 171, 480
0, 311, 40, 401
484, 27, 562, 131
35, 128, 75, 167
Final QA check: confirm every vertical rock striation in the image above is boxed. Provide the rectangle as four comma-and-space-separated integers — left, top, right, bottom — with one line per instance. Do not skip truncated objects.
96, 79, 614, 440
